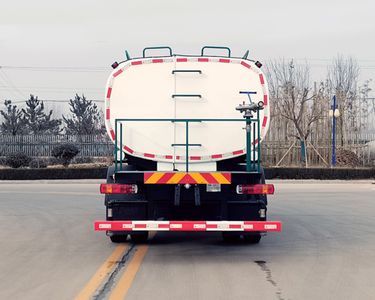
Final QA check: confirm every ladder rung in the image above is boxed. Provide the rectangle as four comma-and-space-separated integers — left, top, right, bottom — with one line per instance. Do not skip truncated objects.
172, 94, 202, 98
170, 120, 202, 123
171, 144, 202, 147
172, 70, 202, 74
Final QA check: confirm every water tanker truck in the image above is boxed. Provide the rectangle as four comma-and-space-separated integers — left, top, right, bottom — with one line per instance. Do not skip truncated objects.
95, 46, 282, 243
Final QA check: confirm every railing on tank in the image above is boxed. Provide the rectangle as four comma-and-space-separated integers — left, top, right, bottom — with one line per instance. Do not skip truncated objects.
113, 114, 262, 174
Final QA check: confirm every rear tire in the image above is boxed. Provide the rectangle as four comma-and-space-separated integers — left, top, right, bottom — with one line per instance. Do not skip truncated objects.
110, 234, 128, 243
243, 234, 261, 244
130, 232, 149, 243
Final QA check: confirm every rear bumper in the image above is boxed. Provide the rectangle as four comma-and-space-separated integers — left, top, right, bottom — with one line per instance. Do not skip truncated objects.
94, 220, 282, 232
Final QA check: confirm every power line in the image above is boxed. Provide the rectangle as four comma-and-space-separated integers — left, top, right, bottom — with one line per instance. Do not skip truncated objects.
0, 65, 107, 72
9, 99, 104, 104
0, 88, 103, 94
0, 70, 27, 98
2, 61, 375, 70
293, 57, 375, 62
0, 85, 102, 90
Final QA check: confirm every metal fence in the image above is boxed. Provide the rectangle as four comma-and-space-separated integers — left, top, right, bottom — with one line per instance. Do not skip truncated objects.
262, 131, 375, 167
260, 140, 373, 167
0, 135, 114, 157
0, 134, 374, 166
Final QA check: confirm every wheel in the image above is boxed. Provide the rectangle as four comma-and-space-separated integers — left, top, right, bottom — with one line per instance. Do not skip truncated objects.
222, 232, 241, 243
110, 234, 128, 243
243, 234, 261, 244
130, 232, 149, 243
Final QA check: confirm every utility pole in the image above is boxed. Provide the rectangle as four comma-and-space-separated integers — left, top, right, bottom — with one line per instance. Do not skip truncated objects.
329, 95, 340, 166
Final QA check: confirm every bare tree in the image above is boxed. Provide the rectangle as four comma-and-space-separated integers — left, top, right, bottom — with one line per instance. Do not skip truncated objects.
358, 79, 372, 133
327, 55, 359, 145
266, 59, 325, 166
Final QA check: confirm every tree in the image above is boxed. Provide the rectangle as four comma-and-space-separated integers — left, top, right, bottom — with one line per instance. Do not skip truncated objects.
22, 95, 61, 134
63, 94, 105, 135
358, 79, 372, 133
51, 143, 79, 167
266, 59, 325, 166
0, 100, 26, 135
327, 56, 359, 145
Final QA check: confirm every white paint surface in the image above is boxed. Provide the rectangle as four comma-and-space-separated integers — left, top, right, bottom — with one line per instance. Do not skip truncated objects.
106, 56, 270, 163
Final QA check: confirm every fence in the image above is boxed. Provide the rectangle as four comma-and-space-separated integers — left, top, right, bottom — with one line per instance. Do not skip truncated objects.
260, 140, 373, 167
0, 134, 374, 166
0, 135, 114, 157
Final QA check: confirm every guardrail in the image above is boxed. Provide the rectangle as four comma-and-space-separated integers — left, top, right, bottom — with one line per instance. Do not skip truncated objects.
114, 116, 261, 173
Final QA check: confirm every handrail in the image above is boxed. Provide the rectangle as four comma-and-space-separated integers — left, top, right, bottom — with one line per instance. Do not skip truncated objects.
115, 118, 257, 122
142, 46, 173, 58
201, 46, 231, 57
114, 118, 261, 173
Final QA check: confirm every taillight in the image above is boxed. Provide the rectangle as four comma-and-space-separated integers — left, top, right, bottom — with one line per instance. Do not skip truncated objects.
236, 184, 274, 195
100, 184, 138, 194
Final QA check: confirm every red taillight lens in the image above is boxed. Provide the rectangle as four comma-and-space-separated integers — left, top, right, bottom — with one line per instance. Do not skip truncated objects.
100, 184, 138, 194
236, 184, 274, 195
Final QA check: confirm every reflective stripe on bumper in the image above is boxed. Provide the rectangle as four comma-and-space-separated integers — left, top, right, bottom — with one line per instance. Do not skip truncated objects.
94, 220, 282, 232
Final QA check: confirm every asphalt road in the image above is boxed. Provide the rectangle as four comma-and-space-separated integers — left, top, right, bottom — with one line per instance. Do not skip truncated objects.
0, 180, 374, 300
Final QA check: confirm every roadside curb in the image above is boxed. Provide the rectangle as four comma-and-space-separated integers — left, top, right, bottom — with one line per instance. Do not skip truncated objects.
0, 168, 107, 180
0, 167, 374, 180
265, 167, 375, 180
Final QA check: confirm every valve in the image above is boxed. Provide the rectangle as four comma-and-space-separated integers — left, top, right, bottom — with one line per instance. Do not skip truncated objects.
236, 91, 264, 117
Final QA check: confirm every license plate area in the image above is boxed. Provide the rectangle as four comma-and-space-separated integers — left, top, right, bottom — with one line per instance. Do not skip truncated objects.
206, 184, 221, 192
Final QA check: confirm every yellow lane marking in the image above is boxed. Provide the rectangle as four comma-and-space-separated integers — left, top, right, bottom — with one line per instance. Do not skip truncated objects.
108, 245, 149, 300
145, 172, 165, 184
74, 244, 129, 300
108, 232, 155, 300
211, 172, 231, 184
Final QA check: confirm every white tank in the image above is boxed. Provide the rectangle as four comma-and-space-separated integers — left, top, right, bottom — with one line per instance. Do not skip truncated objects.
104, 54, 270, 168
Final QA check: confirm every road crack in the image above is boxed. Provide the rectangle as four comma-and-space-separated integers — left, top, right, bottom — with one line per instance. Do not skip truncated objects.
93, 244, 136, 300
254, 260, 288, 300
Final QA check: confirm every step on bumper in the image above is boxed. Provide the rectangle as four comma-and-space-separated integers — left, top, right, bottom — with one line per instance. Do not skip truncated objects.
94, 220, 282, 232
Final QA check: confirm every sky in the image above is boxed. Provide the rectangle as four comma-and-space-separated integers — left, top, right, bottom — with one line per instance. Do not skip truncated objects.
0, 0, 375, 115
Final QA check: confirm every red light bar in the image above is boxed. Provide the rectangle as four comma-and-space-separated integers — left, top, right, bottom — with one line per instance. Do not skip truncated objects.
236, 184, 274, 195
100, 184, 138, 194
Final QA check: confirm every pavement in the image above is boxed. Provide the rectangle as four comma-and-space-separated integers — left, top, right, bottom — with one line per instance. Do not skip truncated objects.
0, 180, 374, 300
